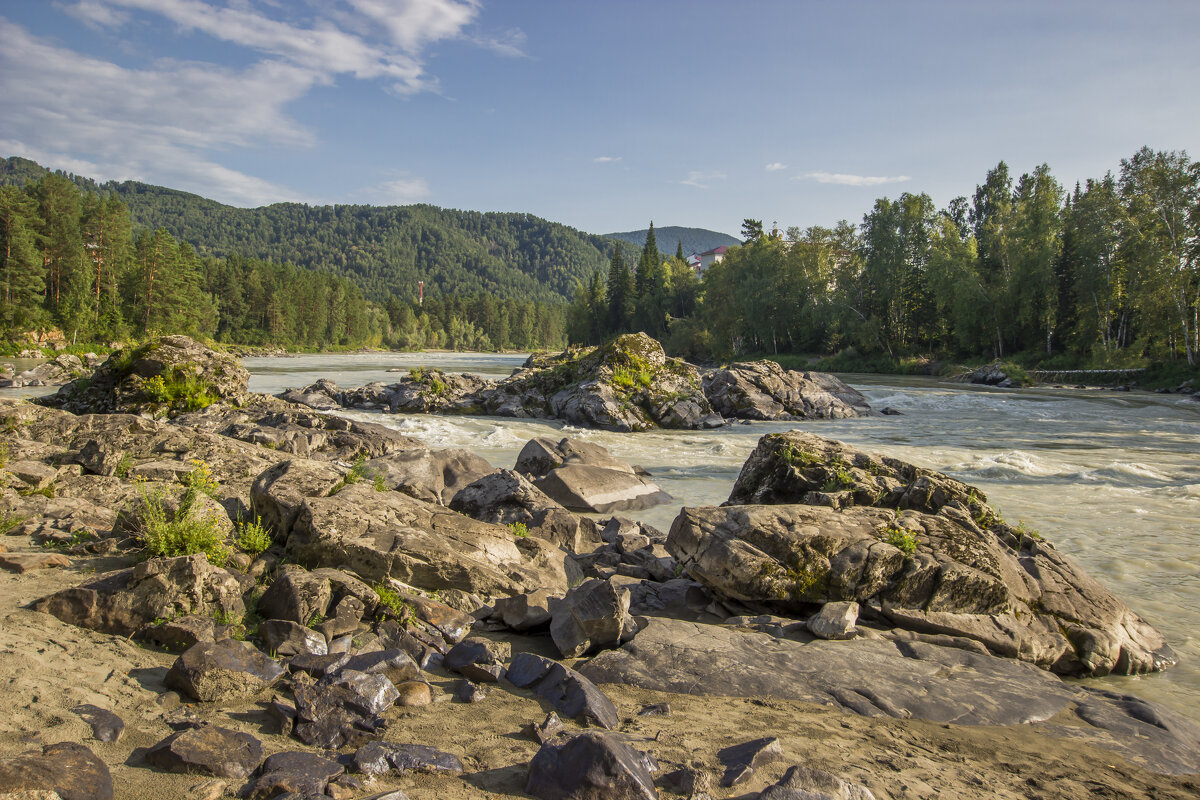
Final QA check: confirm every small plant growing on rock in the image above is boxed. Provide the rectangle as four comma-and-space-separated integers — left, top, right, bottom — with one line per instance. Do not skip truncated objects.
234, 515, 272, 556
373, 581, 418, 626
777, 440, 817, 467
883, 523, 919, 556
821, 459, 856, 492
507, 521, 530, 538
0, 443, 9, 467
113, 452, 135, 479
137, 486, 230, 566
181, 459, 219, 500
1013, 519, 1043, 541
0, 513, 26, 535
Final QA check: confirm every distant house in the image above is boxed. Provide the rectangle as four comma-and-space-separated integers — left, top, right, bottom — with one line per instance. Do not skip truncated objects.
686, 253, 702, 273
697, 246, 729, 274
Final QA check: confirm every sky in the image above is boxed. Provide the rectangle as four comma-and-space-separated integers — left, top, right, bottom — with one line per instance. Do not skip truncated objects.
3, 0, 1199, 238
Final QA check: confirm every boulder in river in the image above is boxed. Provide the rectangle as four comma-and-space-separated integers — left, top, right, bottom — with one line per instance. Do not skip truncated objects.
670, 431, 1176, 677
702, 360, 872, 420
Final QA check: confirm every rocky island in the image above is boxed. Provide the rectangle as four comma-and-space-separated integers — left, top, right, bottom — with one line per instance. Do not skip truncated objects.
0, 336, 1196, 800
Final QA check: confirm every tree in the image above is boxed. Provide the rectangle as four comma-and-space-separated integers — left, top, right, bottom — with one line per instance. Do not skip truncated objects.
972, 162, 1015, 357
741, 218, 764, 243
80, 194, 132, 337
605, 242, 633, 335
34, 174, 87, 337
1009, 164, 1064, 354
1119, 147, 1200, 365
0, 186, 45, 334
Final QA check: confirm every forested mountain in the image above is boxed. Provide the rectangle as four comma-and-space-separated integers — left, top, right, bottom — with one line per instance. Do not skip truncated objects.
606, 226, 740, 257
1, 157, 613, 304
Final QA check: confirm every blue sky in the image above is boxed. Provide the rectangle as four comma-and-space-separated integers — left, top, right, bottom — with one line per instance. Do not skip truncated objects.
2, 1, 1198, 238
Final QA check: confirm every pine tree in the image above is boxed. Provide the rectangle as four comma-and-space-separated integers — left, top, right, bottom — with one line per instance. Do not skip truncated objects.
605, 242, 633, 335
0, 186, 45, 333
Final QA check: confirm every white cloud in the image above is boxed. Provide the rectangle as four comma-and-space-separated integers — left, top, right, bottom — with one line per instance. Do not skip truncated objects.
680, 170, 726, 189
357, 175, 432, 204
593, 156, 622, 163
765, 162, 787, 172
797, 171, 912, 187
4, 2, 515, 205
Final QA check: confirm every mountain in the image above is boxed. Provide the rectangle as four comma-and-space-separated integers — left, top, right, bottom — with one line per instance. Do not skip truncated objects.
605, 226, 741, 257
1, 157, 613, 304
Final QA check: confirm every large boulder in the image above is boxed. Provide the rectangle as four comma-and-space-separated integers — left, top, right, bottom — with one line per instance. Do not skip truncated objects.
450, 470, 601, 553
364, 447, 494, 505
580, 618, 1200, 776
40, 336, 249, 417
526, 732, 658, 800
550, 578, 636, 658
515, 437, 671, 514
31, 553, 245, 637
384, 368, 494, 414
0, 742, 113, 800
671, 432, 1176, 678
252, 460, 569, 598
702, 361, 872, 420
165, 639, 286, 702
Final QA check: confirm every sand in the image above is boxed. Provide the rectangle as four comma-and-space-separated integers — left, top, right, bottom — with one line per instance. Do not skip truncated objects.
1, 537, 1197, 800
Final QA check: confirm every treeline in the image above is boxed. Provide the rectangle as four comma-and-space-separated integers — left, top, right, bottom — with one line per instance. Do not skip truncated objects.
0, 173, 373, 349
571, 147, 1200, 368
1, 160, 613, 306
381, 294, 566, 352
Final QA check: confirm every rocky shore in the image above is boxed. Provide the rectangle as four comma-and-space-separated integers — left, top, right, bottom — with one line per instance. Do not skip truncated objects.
0, 336, 1196, 799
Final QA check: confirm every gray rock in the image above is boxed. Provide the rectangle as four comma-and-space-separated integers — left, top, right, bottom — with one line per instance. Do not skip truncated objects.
0, 742, 113, 800
550, 578, 635, 658
69, 704, 124, 743
365, 447, 493, 505
536, 464, 671, 514
703, 361, 871, 421
339, 649, 419, 681
495, 588, 559, 631
444, 637, 509, 683
165, 639, 286, 702
808, 601, 859, 640
758, 765, 877, 800
526, 732, 658, 800
580, 617, 1200, 775
242, 751, 343, 800
453, 679, 487, 703
507, 652, 619, 729
287, 652, 349, 678
327, 670, 400, 716
32, 554, 245, 638
352, 742, 464, 777
144, 725, 263, 779
291, 677, 389, 750
136, 614, 230, 652
717, 736, 781, 787
258, 619, 328, 657
525, 711, 565, 744
252, 463, 569, 598
257, 566, 332, 626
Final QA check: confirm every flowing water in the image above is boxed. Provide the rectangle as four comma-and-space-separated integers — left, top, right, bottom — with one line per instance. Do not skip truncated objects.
245, 352, 1200, 722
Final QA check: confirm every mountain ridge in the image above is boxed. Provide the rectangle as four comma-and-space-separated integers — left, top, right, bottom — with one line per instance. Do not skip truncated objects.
605, 225, 741, 257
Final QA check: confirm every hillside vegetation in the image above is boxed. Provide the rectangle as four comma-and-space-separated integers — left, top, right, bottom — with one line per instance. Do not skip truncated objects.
606, 225, 739, 257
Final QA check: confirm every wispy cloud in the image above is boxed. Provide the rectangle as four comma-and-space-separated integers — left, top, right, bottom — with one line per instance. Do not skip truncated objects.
6, 2, 518, 205
764, 162, 787, 172
593, 156, 622, 163
680, 170, 726, 189
797, 171, 912, 187
357, 175, 432, 205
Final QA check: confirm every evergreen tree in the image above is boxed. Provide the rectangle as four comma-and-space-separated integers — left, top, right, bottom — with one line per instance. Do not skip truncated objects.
605, 242, 633, 335
0, 186, 45, 334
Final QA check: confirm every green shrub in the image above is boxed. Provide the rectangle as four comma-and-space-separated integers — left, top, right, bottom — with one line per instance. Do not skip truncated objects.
234, 515, 272, 556
776, 439, 817, 467
141, 370, 219, 412
0, 513, 26, 535
820, 459, 856, 492
507, 521, 530, 538
113, 452, 135, 479
137, 486, 230, 566
373, 581, 418, 625
883, 523, 918, 556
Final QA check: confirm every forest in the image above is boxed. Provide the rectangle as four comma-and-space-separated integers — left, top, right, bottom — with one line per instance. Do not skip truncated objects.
0, 173, 568, 353
569, 147, 1200, 372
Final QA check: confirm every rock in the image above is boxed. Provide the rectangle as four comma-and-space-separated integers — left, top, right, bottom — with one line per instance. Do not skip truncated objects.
328, 670, 400, 716
670, 433, 1177, 678
6, 461, 59, 491
289, 670, 398, 749
638, 703, 670, 717
495, 589, 558, 631
137, 614, 230, 652
258, 620, 328, 657
32, 554, 245, 637
241, 751, 343, 800
265, 696, 297, 736
165, 639, 286, 702
0, 553, 71, 574
758, 765, 877, 800
253, 463, 569, 597
287, 652, 349, 679
143, 725, 263, 779
383, 368, 494, 414
525, 732, 658, 800
507, 652, 619, 730
40, 335, 249, 417
516, 438, 636, 479
702, 361, 871, 420
365, 447, 493, 505
69, 705, 124, 743
808, 601, 859, 640
449, 469, 600, 552
0, 742, 113, 800
453, 679, 487, 703
257, 566, 332, 626
536, 464, 671, 514
965, 362, 1014, 386
526, 711, 566, 744
340, 649, 419, 681
717, 737, 781, 786
396, 681, 432, 707
185, 778, 228, 800
444, 637, 509, 683
352, 742, 464, 777
550, 578, 635, 658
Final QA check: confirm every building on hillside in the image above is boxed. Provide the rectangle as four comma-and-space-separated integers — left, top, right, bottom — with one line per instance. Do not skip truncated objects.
686, 253, 702, 273
697, 246, 729, 274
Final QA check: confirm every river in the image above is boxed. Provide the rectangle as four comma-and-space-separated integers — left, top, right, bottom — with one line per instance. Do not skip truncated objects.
243, 352, 1200, 722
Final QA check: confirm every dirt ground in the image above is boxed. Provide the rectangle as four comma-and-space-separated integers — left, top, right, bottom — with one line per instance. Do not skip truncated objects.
1, 539, 1198, 800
